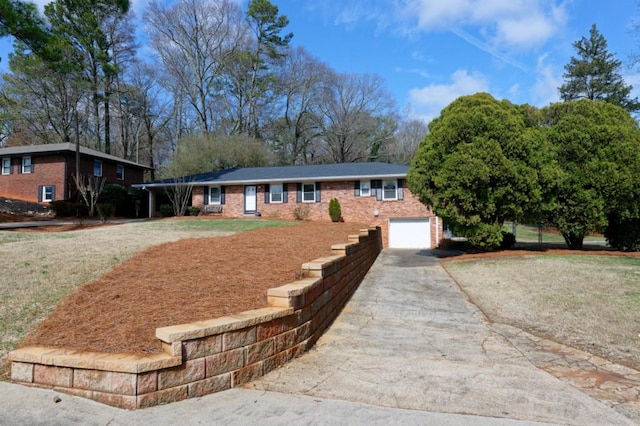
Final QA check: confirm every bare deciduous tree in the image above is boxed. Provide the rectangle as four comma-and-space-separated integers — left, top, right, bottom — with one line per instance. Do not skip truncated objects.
74, 173, 107, 217
165, 178, 193, 217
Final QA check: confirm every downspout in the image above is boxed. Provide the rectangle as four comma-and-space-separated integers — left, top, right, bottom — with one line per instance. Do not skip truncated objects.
435, 216, 440, 248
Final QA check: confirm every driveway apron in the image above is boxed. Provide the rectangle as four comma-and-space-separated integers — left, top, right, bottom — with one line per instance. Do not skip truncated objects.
251, 249, 635, 425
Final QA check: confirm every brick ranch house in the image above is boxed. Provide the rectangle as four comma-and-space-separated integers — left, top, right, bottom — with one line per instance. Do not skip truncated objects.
0, 143, 151, 203
137, 162, 443, 249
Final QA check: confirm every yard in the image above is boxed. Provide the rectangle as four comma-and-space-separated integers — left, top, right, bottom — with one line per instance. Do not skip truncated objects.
0, 218, 366, 379
443, 252, 640, 370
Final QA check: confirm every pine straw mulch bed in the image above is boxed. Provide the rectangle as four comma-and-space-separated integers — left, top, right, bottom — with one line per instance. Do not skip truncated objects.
18, 221, 367, 356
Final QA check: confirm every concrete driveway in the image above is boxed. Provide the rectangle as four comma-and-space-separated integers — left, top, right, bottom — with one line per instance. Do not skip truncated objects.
0, 249, 637, 425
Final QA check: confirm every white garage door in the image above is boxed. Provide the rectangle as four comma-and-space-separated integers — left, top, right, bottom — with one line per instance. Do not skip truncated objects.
388, 218, 431, 249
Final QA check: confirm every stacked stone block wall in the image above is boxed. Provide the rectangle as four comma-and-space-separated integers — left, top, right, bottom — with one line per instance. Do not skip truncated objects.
9, 227, 382, 409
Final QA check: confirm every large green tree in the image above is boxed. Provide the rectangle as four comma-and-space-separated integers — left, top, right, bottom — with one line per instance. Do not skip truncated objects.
559, 24, 639, 113
541, 99, 640, 249
408, 93, 549, 250
0, 0, 51, 61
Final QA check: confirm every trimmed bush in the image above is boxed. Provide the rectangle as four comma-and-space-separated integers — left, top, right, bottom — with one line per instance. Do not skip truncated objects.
328, 198, 342, 222
160, 204, 174, 217
50, 201, 88, 217
605, 214, 640, 251
500, 231, 516, 250
187, 206, 201, 216
96, 203, 116, 222
293, 204, 310, 221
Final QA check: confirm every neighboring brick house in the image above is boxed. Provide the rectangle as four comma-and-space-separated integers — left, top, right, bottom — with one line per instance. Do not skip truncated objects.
0, 143, 151, 203
138, 163, 442, 248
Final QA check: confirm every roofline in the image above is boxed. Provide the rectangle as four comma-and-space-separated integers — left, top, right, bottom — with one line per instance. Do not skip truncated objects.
133, 173, 408, 188
0, 143, 153, 170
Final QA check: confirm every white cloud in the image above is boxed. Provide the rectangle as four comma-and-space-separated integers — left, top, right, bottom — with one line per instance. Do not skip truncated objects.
408, 69, 489, 122
531, 54, 562, 106
402, 0, 568, 51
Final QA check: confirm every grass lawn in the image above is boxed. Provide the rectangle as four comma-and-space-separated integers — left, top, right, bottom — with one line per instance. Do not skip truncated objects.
505, 222, 605, 244
0, 218, 293, 373
443, 254, 640, 370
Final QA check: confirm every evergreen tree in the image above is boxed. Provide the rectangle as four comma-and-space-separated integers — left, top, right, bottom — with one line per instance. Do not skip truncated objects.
559, 24, 639, 113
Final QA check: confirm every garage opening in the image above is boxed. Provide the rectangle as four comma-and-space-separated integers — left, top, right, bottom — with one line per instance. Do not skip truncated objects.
388, 218, 431, 249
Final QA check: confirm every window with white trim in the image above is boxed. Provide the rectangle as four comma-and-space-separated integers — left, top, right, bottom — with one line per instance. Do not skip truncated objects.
383, 180, 398, 200
41, 185, 55, 202
21, 156, 32, 174
1, 158, 10, 175
116, 164, 124, 180
93, 160, 102, 177
360, 180, 371, 196
302, 183, 315, 202
270, 183, 283, 203
209, 186, 221, 204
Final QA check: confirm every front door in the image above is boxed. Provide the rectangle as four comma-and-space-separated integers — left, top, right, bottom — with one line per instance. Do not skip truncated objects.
244, 185, 257, 213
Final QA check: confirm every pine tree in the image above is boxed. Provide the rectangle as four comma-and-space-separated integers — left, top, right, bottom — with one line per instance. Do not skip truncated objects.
559, 24, 639, 113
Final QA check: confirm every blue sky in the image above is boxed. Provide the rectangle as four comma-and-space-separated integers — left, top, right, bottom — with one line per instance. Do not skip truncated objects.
2, 0, 639, 123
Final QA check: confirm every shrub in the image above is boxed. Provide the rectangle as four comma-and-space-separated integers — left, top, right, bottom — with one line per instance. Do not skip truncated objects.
187, 206, 201, 216
293, 204, 311, 221
500, 231, 516, 250
328, 198, 342, 222
159, 204, 174, 217
605, 214, 640, 251
96, 203, 116, 222
49, 201, 87, 217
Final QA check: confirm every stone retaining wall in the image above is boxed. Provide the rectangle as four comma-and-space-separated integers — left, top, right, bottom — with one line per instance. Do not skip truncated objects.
9, 227, 382, 409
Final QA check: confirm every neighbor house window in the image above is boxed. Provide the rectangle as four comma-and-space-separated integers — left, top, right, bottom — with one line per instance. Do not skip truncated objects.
21, 156, 32, 174
116, 164, 124, 180
360, 180, 371, 196
41, 185, 55, 202
383, 180, 397, 200
209, 186, 221, 204
302, 183, 315, 202
93, 160, 102, 177
1, 158, 10, 175
270, 183, 283, 203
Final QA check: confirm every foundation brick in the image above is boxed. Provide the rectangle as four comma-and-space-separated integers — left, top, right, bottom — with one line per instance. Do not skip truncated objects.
91, 391, 137, 410
223, 327, 256, 351
205, 348, 245, 377
137, 371, 158, 395
34, 364, 73, 388
158, 359, 205, 390
183, 334, 222, 361
73, 369, 136, 395
188, 373, 231, 398
256, 319, 282, 340
231, 362, 263, 387
137, 385, 188, 409
11, 362, 34, 383
246, 339, 274, 364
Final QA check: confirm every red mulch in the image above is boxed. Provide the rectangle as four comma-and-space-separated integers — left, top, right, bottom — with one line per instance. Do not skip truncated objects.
19, 222, 367, 355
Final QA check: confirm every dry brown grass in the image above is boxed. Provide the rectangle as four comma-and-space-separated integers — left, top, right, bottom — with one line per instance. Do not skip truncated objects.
0, 219, 236, 366
442, 253, 640, 370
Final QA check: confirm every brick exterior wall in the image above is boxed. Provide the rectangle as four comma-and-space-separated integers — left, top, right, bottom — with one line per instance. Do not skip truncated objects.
191, 180, 442, 247
9, 227, 383, 410
0, 152, 145, 203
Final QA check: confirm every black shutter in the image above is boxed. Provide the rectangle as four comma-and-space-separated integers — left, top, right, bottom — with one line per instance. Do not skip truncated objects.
30, 157, 34, 173
283, 183, 288, 203
37, 185, 43, 202
397, 179, 404, 200
220, 186, 226, 204
17, 158, 21, 174
264, 184, 270, 204
203, 186, 209, 205
315, 182, 321, 203
373, 180, 382, 201
354, 180, 360, 197
51, 185, 56, 202
296, 183, 302, 203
